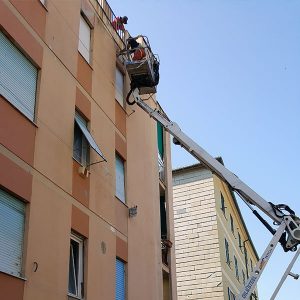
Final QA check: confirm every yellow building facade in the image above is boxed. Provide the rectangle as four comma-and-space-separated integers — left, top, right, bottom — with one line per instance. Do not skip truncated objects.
173, 162, 259, 300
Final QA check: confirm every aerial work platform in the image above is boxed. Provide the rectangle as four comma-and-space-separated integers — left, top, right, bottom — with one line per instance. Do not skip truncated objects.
120, 35, 159, 95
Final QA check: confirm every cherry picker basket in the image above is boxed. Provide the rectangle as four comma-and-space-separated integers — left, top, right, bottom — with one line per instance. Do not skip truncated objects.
120, 35, 159, 95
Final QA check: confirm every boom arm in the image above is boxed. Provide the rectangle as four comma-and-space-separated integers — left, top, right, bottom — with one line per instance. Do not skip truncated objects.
131, 89, 300, 251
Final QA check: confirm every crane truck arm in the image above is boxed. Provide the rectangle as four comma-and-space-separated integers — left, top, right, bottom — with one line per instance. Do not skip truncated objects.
130, 88, 300, 300
120, 35, 300, 299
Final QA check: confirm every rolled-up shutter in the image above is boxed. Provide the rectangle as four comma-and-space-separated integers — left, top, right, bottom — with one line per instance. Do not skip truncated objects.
0, 189, 25, 277
0, 31, 38, 121
116, 258, 125, 300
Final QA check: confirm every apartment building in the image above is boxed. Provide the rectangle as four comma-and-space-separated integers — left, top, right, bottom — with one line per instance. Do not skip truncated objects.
173, 161, 259, 300
0, 0, 177, 299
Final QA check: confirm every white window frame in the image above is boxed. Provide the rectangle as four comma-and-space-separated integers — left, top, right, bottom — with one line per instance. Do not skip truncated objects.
78, 15, 91, 63
115, 68, 124, 107
115, 153, 126, 203
68, 234, 84, 299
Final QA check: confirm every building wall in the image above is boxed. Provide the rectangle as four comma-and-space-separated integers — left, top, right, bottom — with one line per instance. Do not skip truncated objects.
0, 0, 176, 299
173, 167, 224, 300
214, 176, 259, 300
173, 165, 259, 300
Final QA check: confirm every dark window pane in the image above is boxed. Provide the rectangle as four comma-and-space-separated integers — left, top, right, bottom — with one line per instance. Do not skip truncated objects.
73, 123, 83, 162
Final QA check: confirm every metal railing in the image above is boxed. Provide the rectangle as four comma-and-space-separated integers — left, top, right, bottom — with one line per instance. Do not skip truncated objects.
93, 0, 126, 44
161, 239, 172, 266
158, 155, 165, 183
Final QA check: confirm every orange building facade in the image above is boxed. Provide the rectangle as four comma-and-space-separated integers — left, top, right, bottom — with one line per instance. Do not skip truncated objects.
0, 0, 177, 299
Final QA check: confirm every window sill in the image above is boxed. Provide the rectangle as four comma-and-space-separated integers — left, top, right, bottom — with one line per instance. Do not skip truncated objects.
115, 98, 126, 111
67, 293, 83, 300
78, 52, 93, 70
115, 195, 128, 207
0, 270, 27, 281
38, 0, 48, 11
72, 157, 89, 168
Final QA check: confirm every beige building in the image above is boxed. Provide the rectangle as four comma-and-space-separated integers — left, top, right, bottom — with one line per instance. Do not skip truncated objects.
0, 0, 177, 299
173, 161, 259, 300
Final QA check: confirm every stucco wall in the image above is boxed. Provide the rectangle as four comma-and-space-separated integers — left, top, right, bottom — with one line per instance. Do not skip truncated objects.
0, 0, 176, 299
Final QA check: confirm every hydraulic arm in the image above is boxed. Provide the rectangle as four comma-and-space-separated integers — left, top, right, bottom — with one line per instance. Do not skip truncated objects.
129, 88, 300, 299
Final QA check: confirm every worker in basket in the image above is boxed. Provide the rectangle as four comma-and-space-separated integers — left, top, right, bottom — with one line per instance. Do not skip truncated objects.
127, 36, 146, 61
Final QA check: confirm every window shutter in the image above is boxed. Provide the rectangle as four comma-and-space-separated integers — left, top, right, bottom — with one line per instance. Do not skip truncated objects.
78, 16, 91, 63
0, 189, 25, 277
116, 259, 125, 300
0, 31, 37, 121
157, 122, 164, 159
115, 69, 124, 106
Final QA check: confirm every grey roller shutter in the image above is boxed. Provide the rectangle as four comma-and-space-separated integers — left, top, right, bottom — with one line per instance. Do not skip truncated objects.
0, 189, 25, 277
0, 31, 38, 121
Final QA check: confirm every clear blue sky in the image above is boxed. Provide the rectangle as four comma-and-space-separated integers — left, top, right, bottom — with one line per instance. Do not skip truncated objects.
109, 1, 300, 299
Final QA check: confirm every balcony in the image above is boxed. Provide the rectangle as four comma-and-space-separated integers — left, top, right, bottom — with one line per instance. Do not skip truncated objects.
161, 239, 172, 266
91, 0, 126, 47
158, 154, 165, 183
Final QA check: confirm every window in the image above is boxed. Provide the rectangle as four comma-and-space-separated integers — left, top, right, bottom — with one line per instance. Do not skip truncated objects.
78, 15, 91, 63
0, 189, 25, 277
68, 234, 84, 299
116, 258, 126, 300
157, 122, 164, 181
115, 68, 124, 106
238, 232, 242, 252
73, 111, 106, 166
115, 154, 125, 203
160, 196, 167, 239
39, 0, 46, 6
245, 248, 249, 279
221, 192, 226, 215
96, 0, 104, 7
242, 270, 246, 285
228, 287, 236, 300
250, 259, 253, 272
73, 112, 90, 166
230, 214, 234, 235
0, 31, 38, 121
225, 238, 230, 266
234, 256, 239, 280
157, 122, 164, 160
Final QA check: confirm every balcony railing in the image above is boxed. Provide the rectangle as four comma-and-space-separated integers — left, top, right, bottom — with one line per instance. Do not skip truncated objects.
93, 0, 126, 45
158, 154, 165, 183
161, 239, 172, 266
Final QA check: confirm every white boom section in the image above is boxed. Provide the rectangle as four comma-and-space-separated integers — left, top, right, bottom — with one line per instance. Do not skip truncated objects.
132, 89, 281, 223
270, 246, 300, 300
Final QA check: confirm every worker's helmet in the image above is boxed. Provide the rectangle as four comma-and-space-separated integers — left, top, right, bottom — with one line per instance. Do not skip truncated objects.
122, 16, 128, 24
